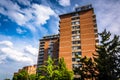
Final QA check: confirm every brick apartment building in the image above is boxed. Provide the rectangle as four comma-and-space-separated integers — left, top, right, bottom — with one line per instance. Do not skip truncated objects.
14, 64, 37, 75
59, 4, 98, 70
37, 4, 98, 71
37, 34, 59, 66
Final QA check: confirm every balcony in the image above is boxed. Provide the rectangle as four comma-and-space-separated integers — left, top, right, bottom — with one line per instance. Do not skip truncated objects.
38, 55, 44, 58
40, 42, 45, 45
71, 21, 80, 26
72, 49, 81, 52
93, 14, 96, 18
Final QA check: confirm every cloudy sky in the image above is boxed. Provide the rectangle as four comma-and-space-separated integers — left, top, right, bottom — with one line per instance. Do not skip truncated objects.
0, 0, 120, 79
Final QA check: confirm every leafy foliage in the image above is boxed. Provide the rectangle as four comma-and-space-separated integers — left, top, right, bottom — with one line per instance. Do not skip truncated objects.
38, 56, 74, 80
12, 70, 37, 80
12, 70, 29, 80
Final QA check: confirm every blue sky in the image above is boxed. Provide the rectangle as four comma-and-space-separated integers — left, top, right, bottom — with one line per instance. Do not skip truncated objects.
0, 0, 120, 79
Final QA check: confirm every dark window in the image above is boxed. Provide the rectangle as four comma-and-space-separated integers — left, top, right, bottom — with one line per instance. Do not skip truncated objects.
72, 58, 75, 61
72, 30, 80, 34
76, 52, 81, 55
96, 39, 99, 43
72, 26, 80, 29
94, 29, 98, 33
72, 41, 80, 44
72, 52, 81, 56
71, 17, 80, 20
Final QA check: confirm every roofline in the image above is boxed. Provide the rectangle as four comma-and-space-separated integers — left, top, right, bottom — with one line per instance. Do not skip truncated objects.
39, 34, 59, 41
59, 4, 93, 17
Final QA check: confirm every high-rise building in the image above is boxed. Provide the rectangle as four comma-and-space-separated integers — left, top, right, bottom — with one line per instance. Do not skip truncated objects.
37, 4, 98, 71
37, 34, 59, 67
59, 4, 98, 70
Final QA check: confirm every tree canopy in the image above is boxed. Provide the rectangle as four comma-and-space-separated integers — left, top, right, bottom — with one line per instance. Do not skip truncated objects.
38, 56, 74, 80
94, 29, 120, 80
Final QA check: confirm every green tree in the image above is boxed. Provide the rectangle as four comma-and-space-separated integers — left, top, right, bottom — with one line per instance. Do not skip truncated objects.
74, 56, 98, 80
12, 70, 29, 80
38, 56, 58, 80
38, 56, 74, 80
28, 74, 37, 80
57, 58, 74, 80
94, 29, 120, 80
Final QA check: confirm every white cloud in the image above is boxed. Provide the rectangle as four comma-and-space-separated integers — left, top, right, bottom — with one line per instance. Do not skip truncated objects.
0, 54, 6, 64
32, 4, 55, 25
94, 0, 120, 35
0, 47, 33, 63
0, 41, 13, 48
24, 45, 38, 56
0, 40, 38, 64
16, 27, 27, 34
58, 0, 70, 6
0, 0, 56, 33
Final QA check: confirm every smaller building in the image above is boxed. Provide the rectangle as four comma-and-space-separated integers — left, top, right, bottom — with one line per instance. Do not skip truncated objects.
37, 34, 59, 68
14, 64, 37, 75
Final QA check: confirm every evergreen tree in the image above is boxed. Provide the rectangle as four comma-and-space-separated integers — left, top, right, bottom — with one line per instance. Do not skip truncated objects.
74, 56, 98, 80
94, 29, 120, 80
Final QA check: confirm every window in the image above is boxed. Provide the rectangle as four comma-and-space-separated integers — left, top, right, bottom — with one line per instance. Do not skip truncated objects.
94, 29, 98, 33
72, 21, 80, 25
40, 45, 44, 47
72, 58, 75, 62
72, 64, 81, 68
76, 52, 81, 55
96, 39, 99, 43
72, 31, 80, 34
40, 50, 44, 54
72, 52, 81, 56
72, 41, 80, 44
76, 58, 80, 62
71, 17, 80, 20
95, 34, 98, 37
40, 42, 45, 44
72, 26, 80, 29
72, 35, 80, 39
72, 46, 81, 50
39, 54, 44, 56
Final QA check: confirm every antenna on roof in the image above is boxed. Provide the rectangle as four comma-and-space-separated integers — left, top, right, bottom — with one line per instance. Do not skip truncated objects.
75, 4, 92, 12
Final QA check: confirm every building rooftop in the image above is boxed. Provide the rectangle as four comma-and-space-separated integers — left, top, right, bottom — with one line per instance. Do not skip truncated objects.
40, 34, 59, 40
59, 4, 93, 17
